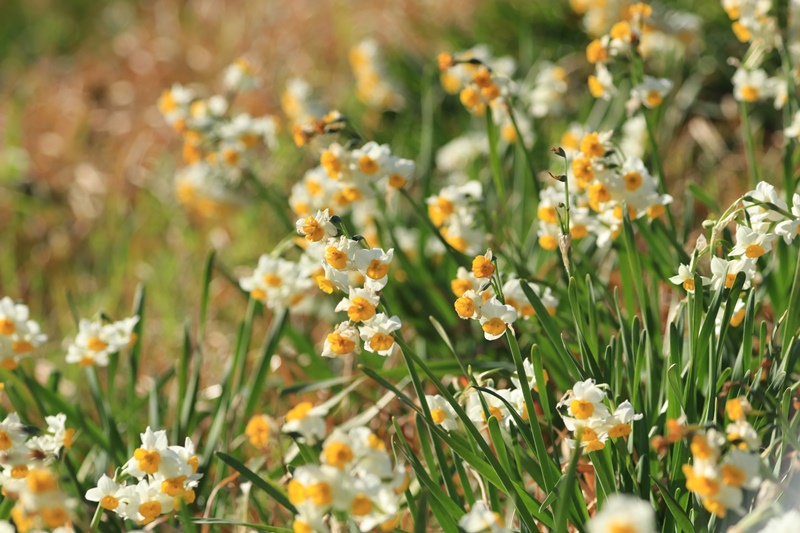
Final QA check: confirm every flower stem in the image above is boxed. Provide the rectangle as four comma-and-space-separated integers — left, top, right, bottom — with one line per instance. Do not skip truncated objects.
739, 101, 760, 189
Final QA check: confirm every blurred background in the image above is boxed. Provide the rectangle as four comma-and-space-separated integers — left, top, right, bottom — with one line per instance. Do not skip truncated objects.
0, 0, 772, 382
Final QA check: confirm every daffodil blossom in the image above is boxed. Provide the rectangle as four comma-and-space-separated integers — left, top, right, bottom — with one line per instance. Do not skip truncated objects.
425, 395, 459, 431
478, 298, 516, 340
586, 494, 657, 533
358, 314, 402, 356
729, 225, 776, 259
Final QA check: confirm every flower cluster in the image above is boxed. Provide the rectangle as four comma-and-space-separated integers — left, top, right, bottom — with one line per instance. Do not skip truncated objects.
538, 129, 672, 250
427, 180, 486, 254
239, 253, 319, 314
571, 0, 701, 57
289, 140, 414, 237
317, 239, 401, 358
583, 3, 675, 108
671, 182, 800, 295
86, 427, 201, 525
0, 413, 74, 532
438, 47, 531, 146
286, 425, 408, 533
724, 0, 779, 52
681, 397, 761, 518
437, 45, 515, 98
280, 79, 348, 148
349, 39, 405, 111
725, 0, 797, 110
0, 297, 47, 370
65, 315, 138, 367
451, 250, 517, 341
558, 379, 642, 452
158, 59, 279, 217
525, 61, 569, 118
426, 354, 549, 436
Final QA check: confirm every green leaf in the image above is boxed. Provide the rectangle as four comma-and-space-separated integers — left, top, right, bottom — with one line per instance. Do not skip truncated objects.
216, 452, 296, 513
653, 477, 694, 533
192, 519, 292, 532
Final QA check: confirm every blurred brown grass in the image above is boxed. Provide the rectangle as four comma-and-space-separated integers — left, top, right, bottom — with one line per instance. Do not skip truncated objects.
0, 0, 481, 386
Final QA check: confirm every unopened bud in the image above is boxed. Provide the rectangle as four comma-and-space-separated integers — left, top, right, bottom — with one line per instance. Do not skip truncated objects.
695, 234, 708, 251
558, 233, 572, 273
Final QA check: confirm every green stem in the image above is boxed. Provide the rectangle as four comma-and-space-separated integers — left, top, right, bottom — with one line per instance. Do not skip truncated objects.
740, 101, 760, 189
485, 107, 507, 202
507, 105, 540, 197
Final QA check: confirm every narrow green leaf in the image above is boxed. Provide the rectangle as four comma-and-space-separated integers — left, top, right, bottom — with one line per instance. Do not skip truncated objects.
216, 452, 296, 513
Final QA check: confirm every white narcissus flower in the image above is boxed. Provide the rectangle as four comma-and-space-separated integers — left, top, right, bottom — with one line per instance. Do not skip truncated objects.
335, 288, 380, 323
588, 63, 616, 101
123, 427, 183, 480
785, 111, 800, 139
354, 248, 394, 290
510, 357, 548, 392
296, 209, 337, 243
669, 264, 710, 293
720, 449, 761, 490
358, 314, 402, 356
729, 225, 776, 259
282, 402, 328, 442
586, 494, 657, 533
454, 289, 484, 320
710, 256, 756, 291
322, 322, 361, 358
465, 388, 511, 426
223, 58, 259, 92
478, 298, 517, 341
562, 379, 610, 421
631, 75, 673, 108
732, 68, 770, 103
86, 474, 126, 512
324, 236, 361, 272
563, 416, 610, 451
0, 296, 47, 368
726, 419, 760, 451
775, 193, 800, 243
745, 181, 788, 225
347, 427, 393, 478
320, 429, 357, 470
0, 413, 29, 452
606, 400, 643, 439
425, 395, 459, 431
287, 465, 350, 515
459, 500, 509, 533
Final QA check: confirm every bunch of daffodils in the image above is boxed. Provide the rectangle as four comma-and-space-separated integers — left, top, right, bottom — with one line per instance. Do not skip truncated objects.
158, 59, 279, 217
452, 250, 518, 341
348, 39, 405, 111
0, 413, 74, 532
304, 214, 401, 358
239, 253, 319, 314
426, 180, 486, 255
0, 297, 47, 370
287, 426, 408, 533
426, 355, 549, 435
538, 128, 672, 250
671, 182, 800, 295
65, 315, 138, 367
289, 140, 415, 226
86, 427, 201, 525
558, 379, 642, 452
681, 399, 762, 519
